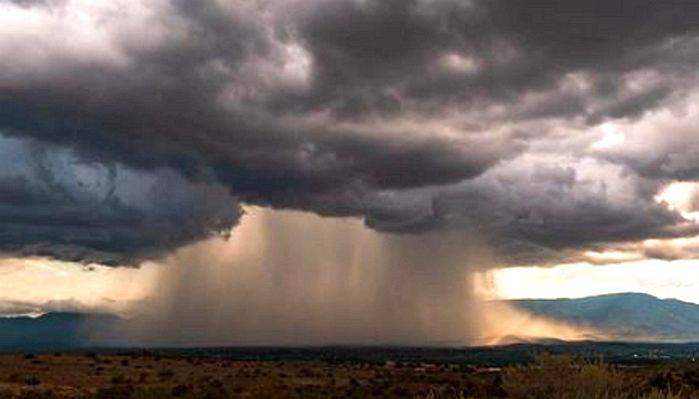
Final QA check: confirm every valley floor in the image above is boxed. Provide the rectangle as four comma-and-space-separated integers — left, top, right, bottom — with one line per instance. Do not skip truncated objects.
0, 352, 695, 398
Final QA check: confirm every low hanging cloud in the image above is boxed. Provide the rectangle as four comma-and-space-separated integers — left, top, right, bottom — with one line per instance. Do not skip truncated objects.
0, 136, 240, 265
1, 0, 699, 265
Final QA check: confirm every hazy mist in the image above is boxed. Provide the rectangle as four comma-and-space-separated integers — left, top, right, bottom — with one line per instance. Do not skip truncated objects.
109, 208, 595, 346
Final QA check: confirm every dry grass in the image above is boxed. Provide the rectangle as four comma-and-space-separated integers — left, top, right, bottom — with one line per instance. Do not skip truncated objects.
501, 353, 625, 399
0, 352, 694, 398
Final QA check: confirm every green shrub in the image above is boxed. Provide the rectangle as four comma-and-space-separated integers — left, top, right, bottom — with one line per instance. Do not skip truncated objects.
92, 385, 135, 399
501, 353, 624, 399
23, 375, 41, 386
158, 369, 175, 381
637, 390, 683, 399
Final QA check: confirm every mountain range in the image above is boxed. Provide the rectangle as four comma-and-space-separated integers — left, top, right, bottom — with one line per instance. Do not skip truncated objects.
2, 293, 699, 350
0, 312, 120, 351
511, 292, 699, 342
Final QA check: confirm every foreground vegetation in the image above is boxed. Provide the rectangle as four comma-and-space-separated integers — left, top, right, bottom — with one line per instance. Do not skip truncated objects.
0, 352, 697, 398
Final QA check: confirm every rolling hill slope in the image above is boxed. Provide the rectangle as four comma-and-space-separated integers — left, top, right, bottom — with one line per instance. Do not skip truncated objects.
511, 293, 699, 341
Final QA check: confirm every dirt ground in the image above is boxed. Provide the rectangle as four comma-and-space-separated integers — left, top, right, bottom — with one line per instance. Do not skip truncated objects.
0, 352, 695, 398
0, 352, 500, 398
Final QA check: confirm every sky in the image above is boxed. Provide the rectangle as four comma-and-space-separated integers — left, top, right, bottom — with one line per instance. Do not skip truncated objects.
2, 0, 699, 344
483, 260, 699, 304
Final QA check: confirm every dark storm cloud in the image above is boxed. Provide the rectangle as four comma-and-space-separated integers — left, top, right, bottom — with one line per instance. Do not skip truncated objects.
361, 154, 699, 264
1, 0, 699, 264
596, 127, 699, 181
0, 136, 240, 265
288, 0, 699, 122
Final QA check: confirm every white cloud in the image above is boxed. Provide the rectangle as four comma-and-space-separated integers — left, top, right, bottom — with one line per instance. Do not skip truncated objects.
483, 259, 699, 304
0, 257, 158, 315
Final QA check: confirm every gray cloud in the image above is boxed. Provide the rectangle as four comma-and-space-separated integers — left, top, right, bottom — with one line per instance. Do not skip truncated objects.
1, 0, 699, 264
0, 136, 240, 265
362, 153, 697, 264
0, 298, 115, 316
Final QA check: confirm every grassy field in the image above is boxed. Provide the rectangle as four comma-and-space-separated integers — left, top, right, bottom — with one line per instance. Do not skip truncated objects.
0, 352, 697, 398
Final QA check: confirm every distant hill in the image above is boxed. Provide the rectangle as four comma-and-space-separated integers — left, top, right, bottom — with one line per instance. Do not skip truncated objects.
3, 293, 699, 351
0, 313, 120, 351
510, 293, 699, 341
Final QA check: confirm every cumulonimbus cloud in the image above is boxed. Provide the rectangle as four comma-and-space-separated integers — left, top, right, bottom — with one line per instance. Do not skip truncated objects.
0, 136, 240, 264
1, 0, 699, 265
